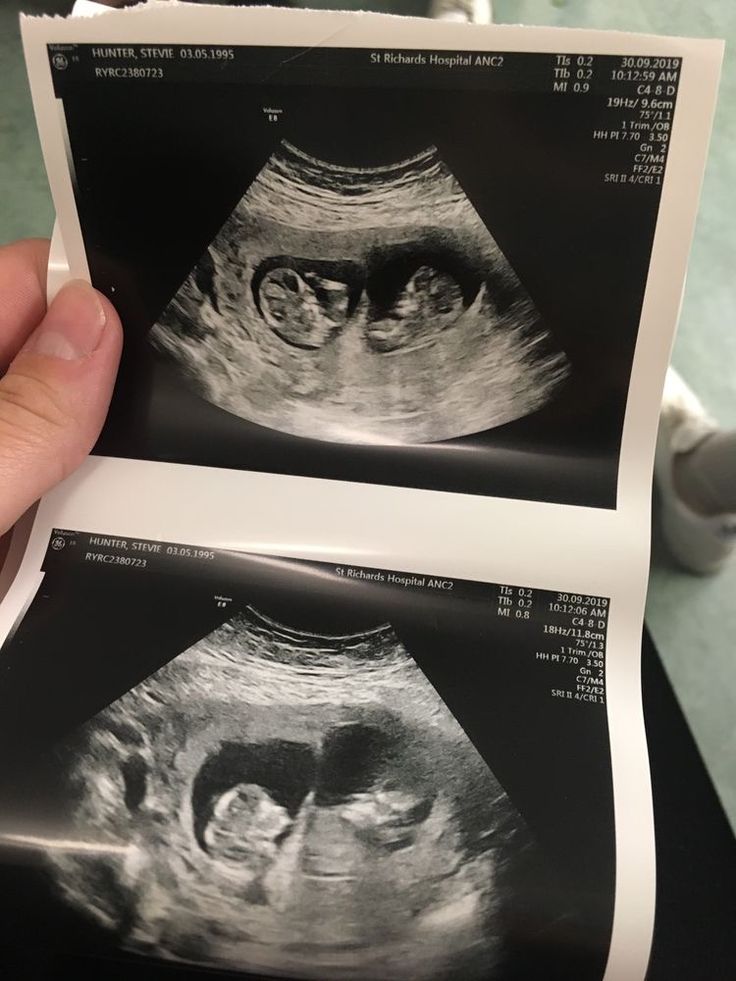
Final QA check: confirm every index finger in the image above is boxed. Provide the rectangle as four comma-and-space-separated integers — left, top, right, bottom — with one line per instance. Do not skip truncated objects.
0, 238, 51, 373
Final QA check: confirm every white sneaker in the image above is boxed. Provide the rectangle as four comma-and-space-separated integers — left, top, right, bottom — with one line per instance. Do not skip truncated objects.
429, 0, 492, 23
654, 368, 736, 574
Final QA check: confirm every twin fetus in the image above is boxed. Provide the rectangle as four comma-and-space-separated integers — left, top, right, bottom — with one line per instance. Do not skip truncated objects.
254, 254, 474, 354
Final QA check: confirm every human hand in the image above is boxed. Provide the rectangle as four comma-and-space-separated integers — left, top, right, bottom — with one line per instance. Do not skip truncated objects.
0, 238, 123, 537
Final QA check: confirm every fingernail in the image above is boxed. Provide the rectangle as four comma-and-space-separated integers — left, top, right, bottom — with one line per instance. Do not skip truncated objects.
24, 280, 107, 361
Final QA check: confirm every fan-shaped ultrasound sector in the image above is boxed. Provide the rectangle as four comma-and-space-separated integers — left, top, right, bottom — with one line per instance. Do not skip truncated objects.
150, 143, 569, 445
49, 610, 529, 980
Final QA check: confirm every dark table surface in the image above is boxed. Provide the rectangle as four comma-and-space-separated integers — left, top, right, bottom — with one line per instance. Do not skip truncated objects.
643, 629, 736, 979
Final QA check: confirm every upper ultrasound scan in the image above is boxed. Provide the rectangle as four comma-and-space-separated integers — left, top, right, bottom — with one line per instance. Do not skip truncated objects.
150, 142, 569, 446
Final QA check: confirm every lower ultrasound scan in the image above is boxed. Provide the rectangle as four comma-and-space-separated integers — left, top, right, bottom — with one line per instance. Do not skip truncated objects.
0, 536, 615, 980
49, 611, 527, 979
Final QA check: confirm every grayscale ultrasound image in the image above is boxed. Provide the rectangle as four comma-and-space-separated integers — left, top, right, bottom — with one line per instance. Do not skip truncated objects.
49, 609, 528, 980
150, 142, 569, 445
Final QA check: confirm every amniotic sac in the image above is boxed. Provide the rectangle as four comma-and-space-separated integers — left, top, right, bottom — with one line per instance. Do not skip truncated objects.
150, 142, 569, 444
49, 611, 529, 980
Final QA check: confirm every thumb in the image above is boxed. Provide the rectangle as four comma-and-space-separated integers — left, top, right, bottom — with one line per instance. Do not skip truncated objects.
0, 280, 123, 534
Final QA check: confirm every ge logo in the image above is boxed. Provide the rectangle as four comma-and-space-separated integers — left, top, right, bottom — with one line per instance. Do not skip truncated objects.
52, 53, 68, 71
51, 536, 66, 551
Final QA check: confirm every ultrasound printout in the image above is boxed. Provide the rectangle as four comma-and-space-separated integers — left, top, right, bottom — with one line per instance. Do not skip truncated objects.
0, 531, 613, 980
8, 10, 724, 981
40, 31, 686, 506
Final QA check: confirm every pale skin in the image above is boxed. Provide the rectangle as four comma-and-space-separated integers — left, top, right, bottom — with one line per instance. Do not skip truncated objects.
0, 238, 123, 551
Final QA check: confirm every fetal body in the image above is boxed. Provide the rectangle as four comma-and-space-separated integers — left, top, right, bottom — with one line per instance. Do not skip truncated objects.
150, 143, 569, 445
50, 611, 529, 980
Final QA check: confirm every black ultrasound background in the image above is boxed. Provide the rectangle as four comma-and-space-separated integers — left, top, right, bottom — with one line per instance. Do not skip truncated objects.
53, 49, 667, 507
0, 542, 614, 980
